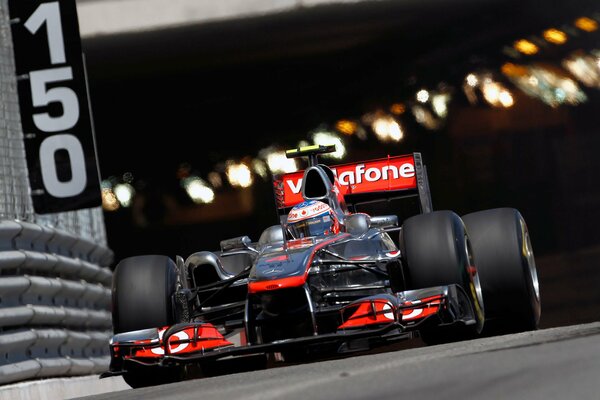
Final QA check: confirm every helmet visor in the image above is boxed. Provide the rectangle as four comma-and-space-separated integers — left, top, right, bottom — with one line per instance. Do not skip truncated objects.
288, 213, 333, 239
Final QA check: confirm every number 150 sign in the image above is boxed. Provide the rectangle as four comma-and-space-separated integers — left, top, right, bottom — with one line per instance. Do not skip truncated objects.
9, 0, 101, 214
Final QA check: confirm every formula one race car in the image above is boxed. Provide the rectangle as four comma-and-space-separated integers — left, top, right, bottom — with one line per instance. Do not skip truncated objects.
101, 145, 541, 388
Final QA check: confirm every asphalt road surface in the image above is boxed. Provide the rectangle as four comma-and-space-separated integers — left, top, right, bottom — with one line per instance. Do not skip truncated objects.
76, 322, 600, 400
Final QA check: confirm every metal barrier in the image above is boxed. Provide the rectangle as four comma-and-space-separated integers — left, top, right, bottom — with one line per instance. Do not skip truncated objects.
0, 220, 113, 385
0, 0, 116, 388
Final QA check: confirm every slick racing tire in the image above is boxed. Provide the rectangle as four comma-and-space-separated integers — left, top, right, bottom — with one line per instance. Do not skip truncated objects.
461, 208, 541, 335
112, 254, 178, 334
112, 255, 181, 388
401, 210, 485, 344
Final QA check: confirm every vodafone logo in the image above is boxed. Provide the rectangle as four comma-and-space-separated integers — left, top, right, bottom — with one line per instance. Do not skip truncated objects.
151, 328, 189, 355
288, 200, 332, 222
285, 163, 414, 194
336, 162, 415, 186
279, 156, 417, 208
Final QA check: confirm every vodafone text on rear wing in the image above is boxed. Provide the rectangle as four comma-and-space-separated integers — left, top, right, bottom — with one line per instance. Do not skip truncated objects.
273, 153, 433, 220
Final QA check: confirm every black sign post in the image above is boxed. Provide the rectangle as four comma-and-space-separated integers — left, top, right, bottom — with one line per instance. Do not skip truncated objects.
8, 0, 102, 214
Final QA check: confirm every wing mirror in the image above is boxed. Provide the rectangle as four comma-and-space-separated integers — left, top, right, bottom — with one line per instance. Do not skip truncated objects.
220, 235, 255, 252
345, 213, 371, 236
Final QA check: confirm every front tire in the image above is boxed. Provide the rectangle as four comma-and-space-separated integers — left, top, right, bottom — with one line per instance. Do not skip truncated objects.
111, 255, 181, 388
401, 210, 485, 344
462, 208, 541, 335
112, 254, 178, 333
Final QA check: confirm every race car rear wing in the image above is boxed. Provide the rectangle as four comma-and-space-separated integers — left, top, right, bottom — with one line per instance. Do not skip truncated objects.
273, 152, 433, 223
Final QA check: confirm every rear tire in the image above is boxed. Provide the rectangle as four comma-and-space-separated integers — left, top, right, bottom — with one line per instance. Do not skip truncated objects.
462, 208, 541, 335
111, 255, 182, 388
401, 210, 485, 344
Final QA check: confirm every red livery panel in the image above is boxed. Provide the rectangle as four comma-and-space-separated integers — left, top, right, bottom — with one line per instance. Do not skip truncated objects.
276, 155, 417, 208
117, 324, 234, 359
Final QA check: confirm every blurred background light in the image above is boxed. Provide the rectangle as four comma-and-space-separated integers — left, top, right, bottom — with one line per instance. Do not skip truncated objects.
481, 79, 514, 108
463, 73, 480, 105
431, 92, 451, 118
113, 183, 135, 207
389, 103, 406, 115
504, 64, 587, 108
514, 39, 539, 55
372, 114, 404, 140
411, 105, 441, 130
251, 158, 269, 179
101, 188, 119, 211
260, 148, 298, 174
499, 90, 514, 108
335, 119, 358, 135
226, 161, 253, 188
543, 28, 567, 45
311, 131, 346, 159
182, 176, 215, 203
416, 89, 430, 103
501, 62, 529, 77
575, 16, 598, 32
466, 73, 478, 87
562, 50, 600, 88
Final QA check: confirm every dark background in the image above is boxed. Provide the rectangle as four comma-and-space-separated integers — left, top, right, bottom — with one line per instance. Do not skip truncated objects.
80, 0, 600, 328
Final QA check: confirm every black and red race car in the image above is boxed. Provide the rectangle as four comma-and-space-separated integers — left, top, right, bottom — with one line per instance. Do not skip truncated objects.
101, 145, 541, 388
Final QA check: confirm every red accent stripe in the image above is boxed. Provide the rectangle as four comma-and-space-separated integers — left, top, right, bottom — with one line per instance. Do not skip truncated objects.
248, 234, 349, 293
247, 275, 306, 293
265, 255, 289, 263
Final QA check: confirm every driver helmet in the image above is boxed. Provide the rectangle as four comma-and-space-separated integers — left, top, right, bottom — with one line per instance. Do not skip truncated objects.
287, 200, 339, 239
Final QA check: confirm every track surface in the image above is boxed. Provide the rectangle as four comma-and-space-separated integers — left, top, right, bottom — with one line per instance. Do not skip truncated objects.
74, 322, 600, 400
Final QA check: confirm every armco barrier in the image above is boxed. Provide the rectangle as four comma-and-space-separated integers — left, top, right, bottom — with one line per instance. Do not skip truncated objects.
0, 219, 114, 385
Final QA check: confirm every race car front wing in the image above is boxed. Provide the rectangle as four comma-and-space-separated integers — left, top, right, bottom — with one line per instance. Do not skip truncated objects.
101, 284, 476, 378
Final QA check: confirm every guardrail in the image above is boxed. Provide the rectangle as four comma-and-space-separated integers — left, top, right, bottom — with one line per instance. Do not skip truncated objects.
0, 219, 113, 385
